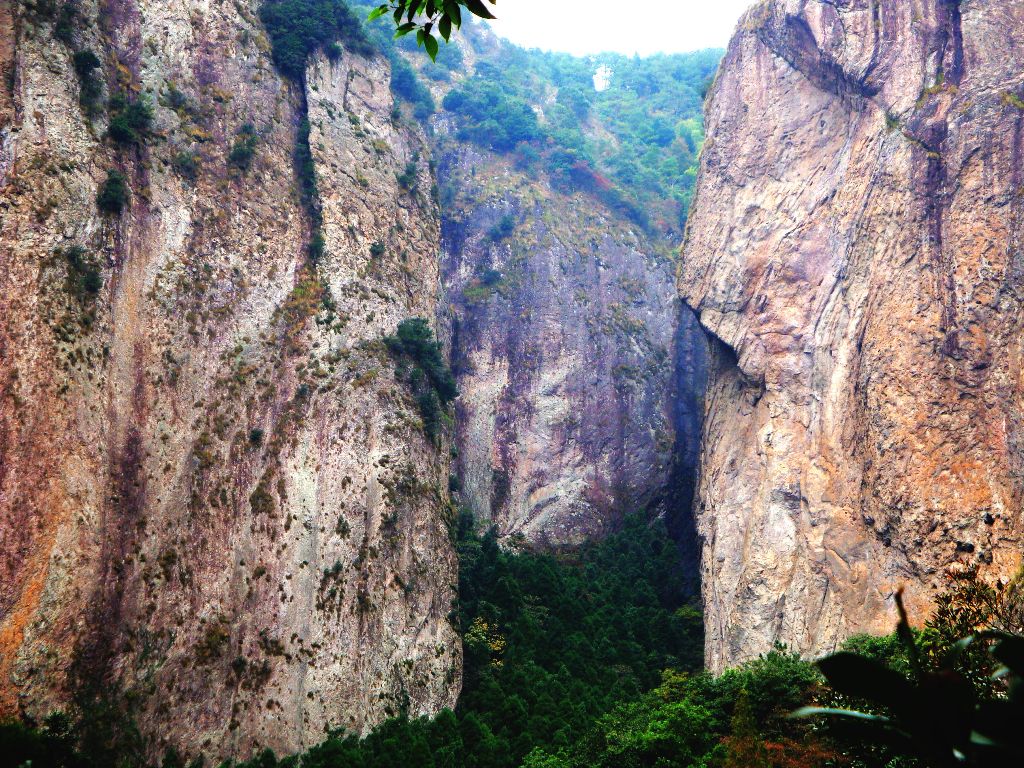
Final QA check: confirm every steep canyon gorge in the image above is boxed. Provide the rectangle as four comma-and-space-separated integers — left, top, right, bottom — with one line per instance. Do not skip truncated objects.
1, 0, 1023, 762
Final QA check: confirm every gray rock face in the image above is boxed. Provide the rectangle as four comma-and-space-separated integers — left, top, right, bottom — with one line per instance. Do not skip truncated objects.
0, 1, 457, 759
438, 143, 704, 547
682, 0, 1024, 671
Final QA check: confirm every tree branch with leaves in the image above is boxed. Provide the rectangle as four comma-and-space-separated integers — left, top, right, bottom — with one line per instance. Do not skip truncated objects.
368, 0, 497, 60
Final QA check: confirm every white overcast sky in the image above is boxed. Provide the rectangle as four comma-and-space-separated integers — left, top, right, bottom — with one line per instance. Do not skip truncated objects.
486, 0, 756, 56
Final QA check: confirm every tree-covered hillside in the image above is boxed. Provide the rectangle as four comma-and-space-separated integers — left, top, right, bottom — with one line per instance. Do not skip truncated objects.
347, 0, 721, 236
437, 41, 719, 234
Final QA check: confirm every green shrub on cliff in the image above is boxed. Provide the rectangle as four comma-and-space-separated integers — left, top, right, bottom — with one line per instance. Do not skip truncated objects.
72, 50, 103, 114
260, 0, 375, 80
228, 123, 259, 172
107, 93, 153, 145
96, 170, 129, 214
60, 245, 102, 305
385, 318, 456, 440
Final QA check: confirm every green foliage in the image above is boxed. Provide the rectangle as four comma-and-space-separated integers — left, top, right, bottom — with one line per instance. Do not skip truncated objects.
920, 567, 1024, 694
367, 0, 497, 60
434, 41, 720, 233
523, 650, 828, 767
294, 118, 320, 222
443, 81, 542, 152
1, 715, 87, 768
487, 215, 514, 241
260, 0, 376, 81
0, 692, 149, 768
96, 170, 129, 214
221, 512, 700, 768
396, 160, 419, 190
172, 149, 201, 181
11, 533, 1022, 768
72, 49, 103, 114
798, 583, 1024, 768
107, 93, 153, 145
388, 52, 435, 119
385, 318, 456, 440
53, 1, 79, 45
308, 231, 326, 264
60, 245, 102, 307
228, 122, 259, 172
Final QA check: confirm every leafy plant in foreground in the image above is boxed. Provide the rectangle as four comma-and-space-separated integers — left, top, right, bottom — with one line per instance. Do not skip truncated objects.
368, 0, 497, 61
796, 588, 1024, 767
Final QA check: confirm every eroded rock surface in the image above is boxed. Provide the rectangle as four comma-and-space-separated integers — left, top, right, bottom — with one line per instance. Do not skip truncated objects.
0, 1, 457, 759
682, 0, 1024, 670
438, 144, 702, 547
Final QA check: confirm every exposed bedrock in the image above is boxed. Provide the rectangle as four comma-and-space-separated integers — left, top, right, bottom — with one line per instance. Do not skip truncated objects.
682, 0, 1024, 670
437, 142, 708, 549
0, 1, 458, 759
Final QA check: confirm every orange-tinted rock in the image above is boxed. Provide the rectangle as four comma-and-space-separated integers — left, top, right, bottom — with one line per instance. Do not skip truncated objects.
682, 0, 1024, 671
0, 2, 457, 760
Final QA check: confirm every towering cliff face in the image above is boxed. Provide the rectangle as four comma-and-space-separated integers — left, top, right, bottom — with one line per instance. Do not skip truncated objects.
437, 142, 701, 547
0, 1, 458, 759
682, 0, 1024, 670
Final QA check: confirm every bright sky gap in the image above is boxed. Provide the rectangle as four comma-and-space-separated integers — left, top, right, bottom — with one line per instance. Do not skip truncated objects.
486, 0, 757, 56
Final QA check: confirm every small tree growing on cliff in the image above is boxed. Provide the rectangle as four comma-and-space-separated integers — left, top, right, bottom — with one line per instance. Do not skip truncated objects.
96, 170, 129, 214
384, 318, 457, 440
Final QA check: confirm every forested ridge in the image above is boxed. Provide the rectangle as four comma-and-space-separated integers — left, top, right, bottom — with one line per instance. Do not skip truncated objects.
343, 0, 720, 236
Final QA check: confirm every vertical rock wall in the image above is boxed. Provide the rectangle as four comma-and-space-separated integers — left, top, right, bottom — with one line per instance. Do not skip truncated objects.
438, 143, 702, 547
682, 0, 1024, 670
0, 0, 458, 759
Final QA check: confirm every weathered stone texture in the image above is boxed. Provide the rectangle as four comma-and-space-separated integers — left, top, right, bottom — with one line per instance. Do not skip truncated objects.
0, 1, 457, 759
438, 144, 700, 547
682, 0, 1024, 671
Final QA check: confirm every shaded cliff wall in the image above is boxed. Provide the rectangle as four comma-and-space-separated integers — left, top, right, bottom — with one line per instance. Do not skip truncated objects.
682, 0, 1024, 670
438, 140, 704, 547
0, 0, 458, 759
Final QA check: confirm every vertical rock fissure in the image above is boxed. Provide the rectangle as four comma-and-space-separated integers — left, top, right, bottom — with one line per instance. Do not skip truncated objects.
662, 303, 709, 596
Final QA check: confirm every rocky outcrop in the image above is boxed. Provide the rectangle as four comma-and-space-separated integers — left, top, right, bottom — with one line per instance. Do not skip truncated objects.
682, 0, 1024, 670
0, 0, 458, 759
438, 142, 703, 547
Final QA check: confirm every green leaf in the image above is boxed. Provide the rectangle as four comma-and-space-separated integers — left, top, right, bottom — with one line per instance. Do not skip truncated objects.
443, 0, 462, 27
817, 652, 917, 713
423, 31, 439, 60
463, 0, 496, 20
394, 21, 417, 37
368, 5, 388, 21
438, 14, 452, 40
